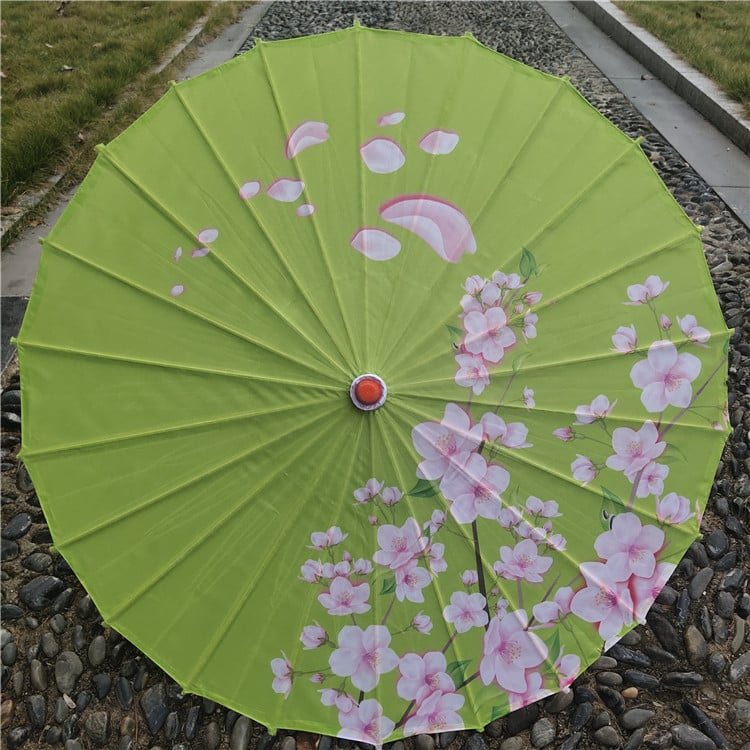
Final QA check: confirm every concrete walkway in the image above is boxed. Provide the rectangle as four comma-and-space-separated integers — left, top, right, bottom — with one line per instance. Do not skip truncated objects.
2, 0, 748, 371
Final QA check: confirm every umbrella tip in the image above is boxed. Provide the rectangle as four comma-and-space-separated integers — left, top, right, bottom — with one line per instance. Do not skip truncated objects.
37, 236, 46, 245
353, 18, 363, 29
95, 143, 106, 154
463, 31, 476, 40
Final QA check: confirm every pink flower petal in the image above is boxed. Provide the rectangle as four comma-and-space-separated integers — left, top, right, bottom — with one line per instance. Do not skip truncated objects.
191, 247, 209, 258
350, 228, 401, 261
267, 178, 305, 202
239, 180, 261, 200
173, 247, 182, 262
377, 111, 405, 126
284, 120, 329, 159
296, 203, 316, 217
170, 284, 184, 297
360, 137, 406, 174
419, 129, 459, 155
197, 228, 218, 244
380, 194, 476, 263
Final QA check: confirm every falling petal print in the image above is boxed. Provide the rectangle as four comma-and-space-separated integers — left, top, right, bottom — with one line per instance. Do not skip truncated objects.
197, 228, 218, 244
419, 129, 459, 155
267, 178, 305, 203
284, 121, 329, 159
239, 181, 261, 200
297, 204, 316, 217
379, 194, 476, 263
377, 111, 405, 126
173, 247, 182, 262
350, 228, 402, 261
360, 137, 406, 174
191, 247, 210, 258
170, 284, 184, 297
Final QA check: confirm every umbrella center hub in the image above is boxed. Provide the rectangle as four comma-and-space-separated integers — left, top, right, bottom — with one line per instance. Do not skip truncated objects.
350, 374, 386, 411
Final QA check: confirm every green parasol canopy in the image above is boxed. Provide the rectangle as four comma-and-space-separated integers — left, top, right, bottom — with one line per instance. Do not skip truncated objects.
17, 25, 730, 744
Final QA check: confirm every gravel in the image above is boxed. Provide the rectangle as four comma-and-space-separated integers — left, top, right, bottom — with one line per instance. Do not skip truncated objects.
2, 2, 749, 750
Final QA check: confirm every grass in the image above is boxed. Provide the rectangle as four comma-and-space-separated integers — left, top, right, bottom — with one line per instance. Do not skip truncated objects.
614, 1, 750, 117
1, 1, 249, 207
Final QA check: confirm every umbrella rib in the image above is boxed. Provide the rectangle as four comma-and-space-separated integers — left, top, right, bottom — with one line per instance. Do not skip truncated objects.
66, 414, 341, 628
180, 413, 358, 690
393, 228, 702, 381
95, 140, 349, 378
40, 237, 338, 383
14, 340, 342, 390
21, 399, 326, 459
256, 41, 360, 370
354, 24, 369, 367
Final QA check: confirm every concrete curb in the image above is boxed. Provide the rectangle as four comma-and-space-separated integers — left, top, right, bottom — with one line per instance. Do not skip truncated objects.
572, 0, 750, 155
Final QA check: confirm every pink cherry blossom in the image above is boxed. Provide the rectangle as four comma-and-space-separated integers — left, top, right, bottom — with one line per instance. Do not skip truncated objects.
493, 271, 522, 289
381, 487, 403, 506
464, 275, 485, 294
412, 612, 433, 634
440, 453, 509, 524
403, 690, 465, 735
480, 413, 531, 448
677, 314, 710, 345
239, 180, 261, 200
507, 670, 552, 712
630, 561, 677, 622
380, 194, 476, 263
318, 577, 371, 616
656, 492, 694, 524
605, 421, 665, 478
525, 496, 561, 517
373, 517, 426, 569
412, 403, 482, 481
418, 129, 460, 155
360, 137, 406, 174
626, 275, 669, 304
480, 281, 502, 306
463, 307, 516, 363
523, 312, 538, 341
499, 505, 523, 528
300, 623, 327, 649
460, 294, 483, 315
595, 513, 664, 580
524, 291, 543, 305
338, 699, 395, 747
354, 478, 384, 504
322, 560, 351, 579
395, 559, 432, 603
494, 597, 509, 617
495, 539, 553, 583
480, 610, 547, 692
300, 559, 323, 582
173, 247, 182, 262
424, 510, 446, 535
309, 526, 348, 549
191, 247, 209, 258
634, 461, 669, 498
170, 284, 185, 297
574, 394, 616, 425
428, 542, 447, 574
571, 454, 597, 485
310, 673, 324, 684
296, 203, 316, 217
661, 314, 672, 330
442, 591, 489, 633
532, 586, 574, 624
377, 111, 405, 126
350, 227, 402, 261
461, 569, 479, 586
571, 561, 635, 647
553, 427, 574, 441
329, 625, 399, 692
320, 689, 356, 714
556, 651, 581, 691
271, 652, 292, 698
368, 515, 379, 526
455, 353, 490, 394
267, 178, 305, 202
523, 387, 535, 409
353, 558, 373, 575
630, 341, 701, 412
284, 120, 329, 159
611, 324, 638, 353
197, 227, 218, 244
397, 652, 454, 701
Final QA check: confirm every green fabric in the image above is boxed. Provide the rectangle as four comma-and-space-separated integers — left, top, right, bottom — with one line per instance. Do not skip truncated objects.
18, 26, 729, 742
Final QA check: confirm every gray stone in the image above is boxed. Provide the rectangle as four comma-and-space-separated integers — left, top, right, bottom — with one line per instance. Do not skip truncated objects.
689, 567, 714, 599
619, 709, 655, 731
415, 735, 435, 750
438, 731, 457, 747
592, 711, 611, 729
663, 671, 704, 688
64, 741, 83, 750
55, 651, 83, 694
280, 736, 295, 750
0, 538, 18, 562
596, 671, 623, 686
707, 652, 726, 675
591, 656, 618, 670
0, 629, 9, 648
592, 725, 621, 747
92, 673, 112, 699
120, 716, 135, 736
7, 728, 30, 749
559, 734, 582, 750
55, 696, 71, 723
84, 711, 110, 746
499, 740, 524, 750
623, 728, 645, 750
719, 568, 746, 592
88, 635, 106, 668
41, 632, 59, 658
531, 718, 555, 748
185, 705, 201, 740
729, 699, 750, 728
49, 614, 66, 634
506, 705, 539, 734
684, 625, 708, 665
140, 683, 168, 735
205, 722, 221, 750
623, 670, 659, 689
712, 615, 729, 643
546, 689, 573, 714
1, 642, 17, 666
571, 701, 593, 731
606, 645, 651, 667
729, 651, 750, 682
26, 693, 46, 729
670, 724, 717, 750
731, 614, 746, 653
484, 718, 504, 738
704, 529, 729, 558
597, 685, 625, 714
2, 513, 31, 539
116, 676, 133, 710
19, 575, 65, 610
29, 659, 47, 691
682, 703, 728, 749
164, 712, 179, 741
463, 736, 487, 750
715, 591, 735, 618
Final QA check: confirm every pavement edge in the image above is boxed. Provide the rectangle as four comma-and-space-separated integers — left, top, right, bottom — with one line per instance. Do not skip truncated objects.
572, 0, 750, 155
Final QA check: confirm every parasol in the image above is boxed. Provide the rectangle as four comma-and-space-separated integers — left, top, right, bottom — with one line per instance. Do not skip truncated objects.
16, 25, 730, 744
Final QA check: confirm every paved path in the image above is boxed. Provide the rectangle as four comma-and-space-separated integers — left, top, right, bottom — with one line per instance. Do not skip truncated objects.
2, 0, 748, 371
